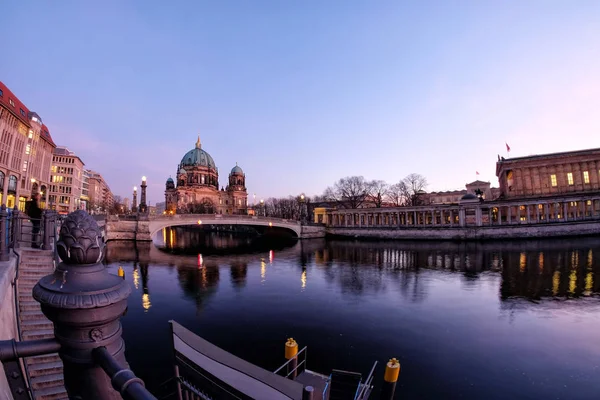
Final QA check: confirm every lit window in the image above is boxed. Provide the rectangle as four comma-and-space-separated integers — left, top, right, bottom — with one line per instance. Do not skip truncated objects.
583, 171, 589, 184
550, 174, 557, 187
25, 144, 31, 155
570, 201, 577, 207
567, 172, 573, 185
587, 200, 592, 205
28, 132, 33, 139
22, 160, 27, 172
538, 204, 543, 209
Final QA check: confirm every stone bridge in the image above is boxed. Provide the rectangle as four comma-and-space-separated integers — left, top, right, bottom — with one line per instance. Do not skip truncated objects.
105, 214, 325, 241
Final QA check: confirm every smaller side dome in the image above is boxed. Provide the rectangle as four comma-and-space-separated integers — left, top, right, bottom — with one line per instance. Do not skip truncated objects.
167, 177, 174, 183
231, 164, 243, 174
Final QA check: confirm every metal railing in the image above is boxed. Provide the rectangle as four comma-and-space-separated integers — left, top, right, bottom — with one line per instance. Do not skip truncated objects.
354, 361, 377, 400
273, 346, 308, 378
92, 347, 157, 400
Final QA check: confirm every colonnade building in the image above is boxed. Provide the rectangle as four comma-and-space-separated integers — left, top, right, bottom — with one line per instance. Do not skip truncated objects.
326, 147, 600, 230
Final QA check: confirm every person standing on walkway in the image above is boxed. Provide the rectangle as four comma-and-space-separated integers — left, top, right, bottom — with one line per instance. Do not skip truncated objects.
25, 193, 42, 248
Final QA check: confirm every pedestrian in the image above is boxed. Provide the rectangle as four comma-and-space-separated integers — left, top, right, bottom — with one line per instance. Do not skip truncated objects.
25, 193, 42, 248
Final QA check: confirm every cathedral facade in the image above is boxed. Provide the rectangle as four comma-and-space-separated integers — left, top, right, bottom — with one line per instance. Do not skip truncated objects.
165, 137, 248, 214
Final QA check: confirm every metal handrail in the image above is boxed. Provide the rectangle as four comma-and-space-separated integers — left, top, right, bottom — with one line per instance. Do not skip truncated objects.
322, 375, 331, 399
273, 346, 307, 375
354, 361, 378, 400
92, 346, 157, 400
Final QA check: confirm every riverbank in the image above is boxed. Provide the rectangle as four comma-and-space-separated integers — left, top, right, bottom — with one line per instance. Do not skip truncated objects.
326, 219, 600, 240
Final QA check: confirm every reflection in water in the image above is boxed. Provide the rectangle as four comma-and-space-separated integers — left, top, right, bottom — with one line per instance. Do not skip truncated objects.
157, 226, 297, 256
107, 234, 600, 400
140, 263, 151, 312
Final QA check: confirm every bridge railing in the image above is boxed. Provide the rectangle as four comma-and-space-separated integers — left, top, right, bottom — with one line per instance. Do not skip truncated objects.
148, 213, 302, 225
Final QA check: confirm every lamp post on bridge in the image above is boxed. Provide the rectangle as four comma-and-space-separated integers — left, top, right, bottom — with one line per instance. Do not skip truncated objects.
299, 194, 307, 225
260, 199, 265, 217
132, 186, 138, 213
139, 176, 148, 214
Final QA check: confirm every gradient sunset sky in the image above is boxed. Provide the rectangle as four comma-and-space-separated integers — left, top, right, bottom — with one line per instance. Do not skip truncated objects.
2, 1, 599, 204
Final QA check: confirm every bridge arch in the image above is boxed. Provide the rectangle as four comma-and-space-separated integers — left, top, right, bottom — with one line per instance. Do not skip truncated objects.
148, 214, 302, 239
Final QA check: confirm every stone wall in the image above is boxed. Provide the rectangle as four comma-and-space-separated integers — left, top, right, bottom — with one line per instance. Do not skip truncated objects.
300, 225, 326, 239
105, 218, 151, 242
327, 220, 600, 240
0, 256, 17, 400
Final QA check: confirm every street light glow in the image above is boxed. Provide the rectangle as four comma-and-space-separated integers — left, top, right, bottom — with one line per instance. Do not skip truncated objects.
133, 186, 137, 191
30, 178, 36, 183
142, 176, 147, 182
197, 220, 202, 225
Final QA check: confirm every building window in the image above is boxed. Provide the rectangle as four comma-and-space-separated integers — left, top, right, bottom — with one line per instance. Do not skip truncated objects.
20, 108, 25, 117
550, 174, 557, 187
25, 143, 31, 155
583, 171, 589, 184
567, 172, 574, 185
9, 99, 15, 107
0, 89, 3, 97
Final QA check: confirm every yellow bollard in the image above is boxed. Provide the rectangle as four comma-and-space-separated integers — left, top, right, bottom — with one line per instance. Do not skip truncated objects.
118, 266, 125, 279
285, 338, 299, 380
285, 338, 298, 359
381, 358, 400, 400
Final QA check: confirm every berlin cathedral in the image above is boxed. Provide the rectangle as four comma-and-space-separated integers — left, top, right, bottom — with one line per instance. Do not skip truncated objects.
165, 137, 248, 214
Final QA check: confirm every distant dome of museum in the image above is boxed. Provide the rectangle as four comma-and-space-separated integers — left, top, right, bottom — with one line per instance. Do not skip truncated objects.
231, 164, 243, 174
461, 193, 478, 200
180, 136, 216, 169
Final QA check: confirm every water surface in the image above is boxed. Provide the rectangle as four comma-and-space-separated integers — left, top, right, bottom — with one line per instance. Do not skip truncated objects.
106, 227, 600, 399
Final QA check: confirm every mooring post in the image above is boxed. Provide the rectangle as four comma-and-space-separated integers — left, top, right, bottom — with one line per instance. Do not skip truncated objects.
380, 358, 400, 400
33, 210, 135, 399
285, 338, 299, 380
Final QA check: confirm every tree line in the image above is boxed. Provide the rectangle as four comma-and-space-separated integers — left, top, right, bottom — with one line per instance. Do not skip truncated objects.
261, 173, 428, 219
323, 174, 428, 208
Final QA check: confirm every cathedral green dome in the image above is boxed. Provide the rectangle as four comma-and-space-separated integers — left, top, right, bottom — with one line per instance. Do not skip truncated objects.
180, 136, 216, 169
231, 165, 243, 174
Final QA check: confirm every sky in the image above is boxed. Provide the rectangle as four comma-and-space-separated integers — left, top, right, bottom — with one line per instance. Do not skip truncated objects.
2, 1, 600, 205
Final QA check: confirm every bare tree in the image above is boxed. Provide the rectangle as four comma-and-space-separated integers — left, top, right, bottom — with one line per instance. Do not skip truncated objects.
324, 176, 373, 209
403, 173, 428, 206
386, 181, 408, 206
370, 180, 388, 208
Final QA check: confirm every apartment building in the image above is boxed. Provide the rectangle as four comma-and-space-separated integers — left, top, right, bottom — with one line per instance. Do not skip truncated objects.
0, 81, 56, 210
48, 146, 85, 213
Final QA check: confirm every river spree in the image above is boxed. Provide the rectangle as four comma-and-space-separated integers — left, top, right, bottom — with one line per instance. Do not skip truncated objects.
105, 227, 600, 399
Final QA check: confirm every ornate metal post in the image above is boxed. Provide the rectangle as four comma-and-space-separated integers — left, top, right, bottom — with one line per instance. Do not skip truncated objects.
132, 186, 138, 213
33, 210, 133, 399
11, 206, 20, 249
41, 210, 53, 250
0, 204, 8, 261
139, 177, 147, 214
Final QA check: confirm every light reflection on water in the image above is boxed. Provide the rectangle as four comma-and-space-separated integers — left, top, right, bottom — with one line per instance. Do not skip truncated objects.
105, 228, 600, 400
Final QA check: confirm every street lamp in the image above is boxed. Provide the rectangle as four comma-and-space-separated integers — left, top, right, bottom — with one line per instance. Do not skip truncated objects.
299, 194, 306, 224
260, 199, 265, 217
132, 186, 138, 212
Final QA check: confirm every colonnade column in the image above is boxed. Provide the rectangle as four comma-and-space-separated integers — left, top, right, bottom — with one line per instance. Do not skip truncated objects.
498, 207, 502, 225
